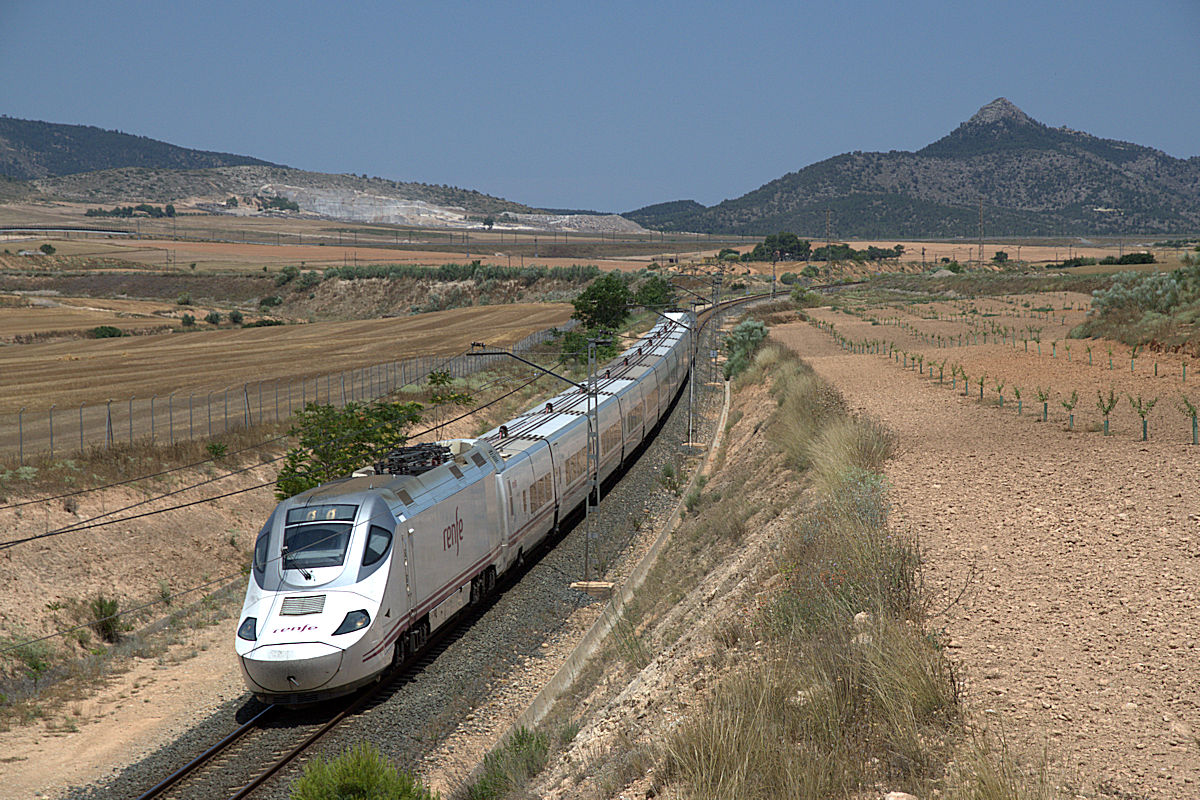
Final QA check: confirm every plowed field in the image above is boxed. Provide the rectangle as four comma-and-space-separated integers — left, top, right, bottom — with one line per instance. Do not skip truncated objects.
774, 312, 1200, 798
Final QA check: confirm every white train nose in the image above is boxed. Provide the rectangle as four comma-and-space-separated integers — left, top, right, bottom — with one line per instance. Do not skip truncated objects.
241, 642, 343, 693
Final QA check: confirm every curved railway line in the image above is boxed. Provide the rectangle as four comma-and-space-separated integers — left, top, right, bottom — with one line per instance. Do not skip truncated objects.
115, 291, 776, 800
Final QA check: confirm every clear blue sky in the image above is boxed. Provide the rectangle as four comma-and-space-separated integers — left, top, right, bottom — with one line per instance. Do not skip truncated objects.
2, 0, 1197, 212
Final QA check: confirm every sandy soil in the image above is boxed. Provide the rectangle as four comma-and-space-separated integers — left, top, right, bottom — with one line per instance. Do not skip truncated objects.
0, 621, 244, 800
772, 318, 1200, 798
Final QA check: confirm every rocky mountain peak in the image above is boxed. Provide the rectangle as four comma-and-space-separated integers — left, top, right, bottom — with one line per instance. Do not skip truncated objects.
966, 97, 1036, 127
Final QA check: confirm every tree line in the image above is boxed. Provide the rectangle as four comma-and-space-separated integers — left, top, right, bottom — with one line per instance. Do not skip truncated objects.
736, 232, 904, 263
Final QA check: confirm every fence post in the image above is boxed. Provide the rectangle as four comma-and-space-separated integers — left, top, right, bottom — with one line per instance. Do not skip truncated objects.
274, 380, 279, 422
169, 393, 175, 445
341, 373, 346, 406
302, 377, 306, 408
105, 400, 113, 448
189, 394, 194, 439
223, 389, 229, 433
129, 395, 135, 445
150, 395, 157, 442
258, 381, 263, 424
243, 384, 251, 428
18, 407, 24, 465
79, 402, 85, 455
207, 392, 212, 437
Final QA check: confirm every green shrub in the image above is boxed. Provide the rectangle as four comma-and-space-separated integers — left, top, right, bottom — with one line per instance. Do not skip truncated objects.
181, 313, 195, 327
275, 265, 300, 286
276, 400, 423, 499
290, 742, 437, 800
228, 309, 244, 325
88, 594, 122, 643
723, 319, 768, 379
259, 295, 283, 308
90, 325, 123, 338
39, 243, 55, 255
466, 727, 549, 800
204, 311, 221, 325
176, 291, 192, 305
206, 441, 228, 459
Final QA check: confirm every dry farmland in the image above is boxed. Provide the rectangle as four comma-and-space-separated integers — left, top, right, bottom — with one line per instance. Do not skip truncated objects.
773, 298, 1200, 798
0, 302, 571, 415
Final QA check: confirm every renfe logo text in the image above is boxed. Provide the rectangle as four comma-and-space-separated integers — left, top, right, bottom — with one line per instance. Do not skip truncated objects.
443, 507, 464, 555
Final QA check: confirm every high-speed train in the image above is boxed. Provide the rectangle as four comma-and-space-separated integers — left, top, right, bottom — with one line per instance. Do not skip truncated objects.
234, 311, 694, 703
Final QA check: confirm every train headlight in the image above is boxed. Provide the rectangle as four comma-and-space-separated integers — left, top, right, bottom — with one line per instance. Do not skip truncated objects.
237, 617, 257, 641
333, 610, 371, 635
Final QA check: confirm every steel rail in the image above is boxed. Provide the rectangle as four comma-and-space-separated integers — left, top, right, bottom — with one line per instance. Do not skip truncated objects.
133, 704, 275, 800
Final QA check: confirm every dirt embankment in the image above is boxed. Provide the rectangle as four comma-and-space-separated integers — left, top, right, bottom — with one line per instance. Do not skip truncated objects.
773, 318, 1200, 798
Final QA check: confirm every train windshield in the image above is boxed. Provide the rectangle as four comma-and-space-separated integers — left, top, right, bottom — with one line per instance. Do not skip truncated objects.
282, 523, 352, 570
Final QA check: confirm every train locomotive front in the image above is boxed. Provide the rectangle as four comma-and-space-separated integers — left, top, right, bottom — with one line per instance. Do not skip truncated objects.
235, 487, 403, 703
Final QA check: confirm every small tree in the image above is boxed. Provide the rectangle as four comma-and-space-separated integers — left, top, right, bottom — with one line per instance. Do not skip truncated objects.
634, 274, 675, 309
39, 243, 55, 255
1097, 388, 1118, 435
571, 273, 631, 330
1061, 390, 1078, 430
1179, 395, 1198, 445
229, 309, 245, 325
993, 378, 1006, 407
204, 310, 221, 325
1128, 394, 1157, 441
276, 400, 423, 499
181, 313, 196, 327
1036, 386, 1051, 422
1013, 385, 1022, 415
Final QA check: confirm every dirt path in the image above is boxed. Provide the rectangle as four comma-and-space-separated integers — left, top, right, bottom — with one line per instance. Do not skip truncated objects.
774, 320, 1200, 799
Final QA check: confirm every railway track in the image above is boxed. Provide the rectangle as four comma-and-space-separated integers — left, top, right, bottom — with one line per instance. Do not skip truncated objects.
135, 593, 499, 800
127, 291, 768, 800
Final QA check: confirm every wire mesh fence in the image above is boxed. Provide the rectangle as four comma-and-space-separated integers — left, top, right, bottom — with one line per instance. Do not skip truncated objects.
0, 322, 575, 464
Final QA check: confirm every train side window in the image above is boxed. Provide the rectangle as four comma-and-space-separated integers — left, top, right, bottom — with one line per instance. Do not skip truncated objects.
362, 525, 393, 567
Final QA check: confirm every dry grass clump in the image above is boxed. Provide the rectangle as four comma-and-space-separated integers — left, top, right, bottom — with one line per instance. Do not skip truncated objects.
662, 346, 964, 799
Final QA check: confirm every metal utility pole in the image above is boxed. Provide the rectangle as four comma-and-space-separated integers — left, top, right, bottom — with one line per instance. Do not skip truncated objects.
583, 338, 601, 582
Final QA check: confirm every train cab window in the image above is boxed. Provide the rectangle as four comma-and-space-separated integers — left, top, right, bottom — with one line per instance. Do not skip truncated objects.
283, 523, 352, 569
362, 525, 393, 567
252, 516, 273, 583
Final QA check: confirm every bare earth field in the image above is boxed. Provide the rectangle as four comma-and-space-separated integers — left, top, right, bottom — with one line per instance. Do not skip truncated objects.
773, 316, 1200, 798
0, 302, 571, 414
0, 294, 177, 340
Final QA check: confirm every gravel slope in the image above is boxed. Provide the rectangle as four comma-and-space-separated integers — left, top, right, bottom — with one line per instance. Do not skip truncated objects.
773, 320, 1200, 799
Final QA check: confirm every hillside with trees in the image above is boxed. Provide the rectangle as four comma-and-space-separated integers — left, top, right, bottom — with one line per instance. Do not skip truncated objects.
0, 116, 277, 179
624, 98, 1200, 237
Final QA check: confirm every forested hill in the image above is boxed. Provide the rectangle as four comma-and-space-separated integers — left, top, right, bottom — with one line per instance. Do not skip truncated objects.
623, 98, 1200, 237
0, 116, 278, 179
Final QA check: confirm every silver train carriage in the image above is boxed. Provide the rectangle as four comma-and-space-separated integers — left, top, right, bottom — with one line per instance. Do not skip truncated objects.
235, 311, 694, 703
